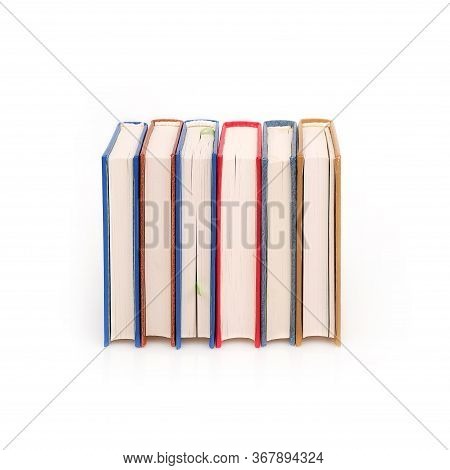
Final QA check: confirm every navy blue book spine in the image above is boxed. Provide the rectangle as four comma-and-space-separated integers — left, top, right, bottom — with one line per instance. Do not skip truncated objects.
174, 125, 186, 349
132, 123, 148, 347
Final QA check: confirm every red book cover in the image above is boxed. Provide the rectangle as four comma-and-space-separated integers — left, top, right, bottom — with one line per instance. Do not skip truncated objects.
215, 121, 262, 348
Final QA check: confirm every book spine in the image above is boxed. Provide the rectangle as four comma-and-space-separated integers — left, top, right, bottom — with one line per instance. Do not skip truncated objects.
255, 137, 262, 349
260, 128, 268, 347
102, 156, 111, 347
175, 144, 183, 349
209, 145, 218, 349
139, 131, 149, 347
334, 155, 341, 346
289, 125, 298, 346
171, 123, 183, 347
295, 155, 304, 346
133, 155, 142, 348
215, 149, 223, 348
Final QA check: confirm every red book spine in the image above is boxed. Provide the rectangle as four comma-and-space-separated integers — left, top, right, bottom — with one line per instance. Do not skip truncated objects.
215, 121, 262, 348
255, 125, 262, 348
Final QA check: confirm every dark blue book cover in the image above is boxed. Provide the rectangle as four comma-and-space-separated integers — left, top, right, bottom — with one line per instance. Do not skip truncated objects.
175, 120, 219, 349
102, 122, 148, 347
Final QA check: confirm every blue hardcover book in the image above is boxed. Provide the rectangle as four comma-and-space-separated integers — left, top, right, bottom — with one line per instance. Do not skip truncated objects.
175, 120, 219, 349
102, 122, 148, 347
261, 121, 297, 346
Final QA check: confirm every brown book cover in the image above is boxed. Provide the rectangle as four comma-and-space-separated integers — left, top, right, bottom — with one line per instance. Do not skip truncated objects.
296, 119, 341, 346
139, 119, 183, 347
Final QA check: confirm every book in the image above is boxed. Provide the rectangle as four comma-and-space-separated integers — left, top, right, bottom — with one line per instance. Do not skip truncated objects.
175, 120, 219, 349
139, 119, 183, 346
102, 122, 148, 347
215, 122, 262, 347
296, 119, 341, 345
261, 121, 297, 346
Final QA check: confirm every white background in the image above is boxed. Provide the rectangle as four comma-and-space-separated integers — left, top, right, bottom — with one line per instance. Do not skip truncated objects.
1, 0, 449, 468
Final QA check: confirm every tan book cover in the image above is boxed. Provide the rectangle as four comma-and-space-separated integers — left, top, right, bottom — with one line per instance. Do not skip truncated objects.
296, 119, 341, 346
139, 119, 183, 347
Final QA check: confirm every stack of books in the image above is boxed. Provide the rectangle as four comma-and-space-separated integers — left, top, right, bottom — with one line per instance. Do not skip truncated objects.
102, 119, 341, 348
